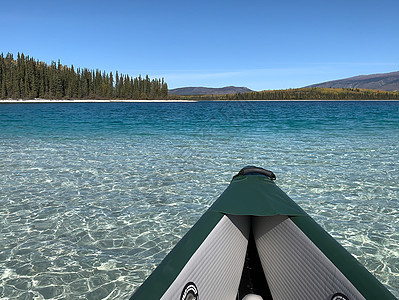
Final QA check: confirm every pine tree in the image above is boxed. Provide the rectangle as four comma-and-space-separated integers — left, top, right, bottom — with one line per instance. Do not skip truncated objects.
108, 72, 114, 98
161, 78, 168, 99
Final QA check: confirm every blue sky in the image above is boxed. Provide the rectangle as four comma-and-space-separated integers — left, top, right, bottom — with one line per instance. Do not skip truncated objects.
2, 0, 398, 90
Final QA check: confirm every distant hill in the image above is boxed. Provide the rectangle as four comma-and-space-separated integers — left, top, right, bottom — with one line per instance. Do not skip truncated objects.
307, 71, 399, 91
169, 86, 252, 95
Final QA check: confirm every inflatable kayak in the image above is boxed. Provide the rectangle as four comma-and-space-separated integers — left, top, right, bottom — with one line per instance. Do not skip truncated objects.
130, 167, 396, 300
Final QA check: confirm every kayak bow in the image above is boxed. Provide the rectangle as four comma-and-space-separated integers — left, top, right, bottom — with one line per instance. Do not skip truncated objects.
131, 167, 396, 300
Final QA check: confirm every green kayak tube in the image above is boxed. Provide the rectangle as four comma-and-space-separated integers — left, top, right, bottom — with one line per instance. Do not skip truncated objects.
130, 166, 396, 300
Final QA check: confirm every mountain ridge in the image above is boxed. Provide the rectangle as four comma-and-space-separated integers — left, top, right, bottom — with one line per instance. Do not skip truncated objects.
307, 70, 399, 91
169, 86, 252, 95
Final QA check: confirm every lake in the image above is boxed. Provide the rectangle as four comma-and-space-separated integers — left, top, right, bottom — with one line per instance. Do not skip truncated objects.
0, 101, 398, 299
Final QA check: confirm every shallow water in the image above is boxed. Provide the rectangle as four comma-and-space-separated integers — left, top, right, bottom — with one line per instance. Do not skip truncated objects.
0, 101, 398, 299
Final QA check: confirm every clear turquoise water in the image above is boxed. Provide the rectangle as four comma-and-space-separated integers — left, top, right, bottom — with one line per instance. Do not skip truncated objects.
0, 101, 398, 299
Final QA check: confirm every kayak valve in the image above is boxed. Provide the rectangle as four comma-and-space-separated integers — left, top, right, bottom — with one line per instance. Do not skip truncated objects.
242, 294, 263, 300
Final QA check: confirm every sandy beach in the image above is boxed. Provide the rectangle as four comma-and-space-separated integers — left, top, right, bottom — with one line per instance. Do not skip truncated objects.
0, 99, 197, 103
1, 99, 398, 104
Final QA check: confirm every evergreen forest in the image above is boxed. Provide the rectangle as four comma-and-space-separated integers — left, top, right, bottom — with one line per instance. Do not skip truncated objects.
0, 53, 168, 100
2, 52, 399, 101
174, 87, 399, 100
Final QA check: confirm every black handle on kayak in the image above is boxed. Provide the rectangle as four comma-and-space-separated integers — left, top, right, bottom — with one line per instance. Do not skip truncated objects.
234, 166, 276, 180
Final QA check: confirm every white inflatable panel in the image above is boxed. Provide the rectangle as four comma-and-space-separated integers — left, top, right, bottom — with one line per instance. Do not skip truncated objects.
253, 216, 365, 300
161, 214, 250, 300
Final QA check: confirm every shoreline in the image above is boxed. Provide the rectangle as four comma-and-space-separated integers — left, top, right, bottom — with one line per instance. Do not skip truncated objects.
0, 99, 197, 103
1, 99, 399, 103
